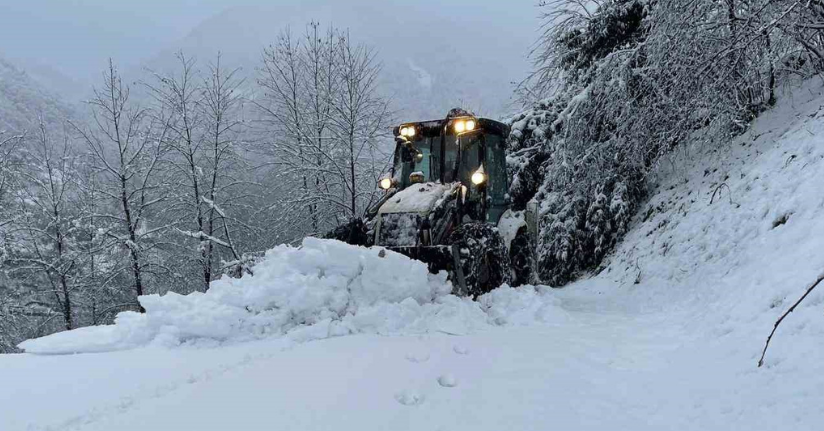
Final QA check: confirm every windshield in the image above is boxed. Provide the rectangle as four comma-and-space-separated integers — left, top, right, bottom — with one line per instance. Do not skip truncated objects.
393, 133, 484, 187
443, 134, 482, 184
394, 137, 434, 188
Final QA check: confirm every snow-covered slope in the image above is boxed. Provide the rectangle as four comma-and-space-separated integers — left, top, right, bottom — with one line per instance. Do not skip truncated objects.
3, 81, 824, 431
0, 56, 76, 133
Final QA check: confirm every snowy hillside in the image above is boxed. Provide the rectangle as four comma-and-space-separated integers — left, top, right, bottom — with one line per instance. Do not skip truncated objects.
3, 81, 824, 430
0, 56, 76, 133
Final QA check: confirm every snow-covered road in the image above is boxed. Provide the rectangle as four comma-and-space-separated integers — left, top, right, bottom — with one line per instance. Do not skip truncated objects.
3, 281, 822, 431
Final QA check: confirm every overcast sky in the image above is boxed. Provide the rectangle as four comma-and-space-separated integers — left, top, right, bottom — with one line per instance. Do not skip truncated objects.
0, 0, 243, 76
0, 0, 540, 79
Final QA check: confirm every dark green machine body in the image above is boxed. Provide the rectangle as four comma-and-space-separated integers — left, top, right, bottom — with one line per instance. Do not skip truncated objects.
359, 112, 527, 296
381, 116, 511, 225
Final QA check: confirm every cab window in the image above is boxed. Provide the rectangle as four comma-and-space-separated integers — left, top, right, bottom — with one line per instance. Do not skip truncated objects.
458, 135, 482, 185
394, 137, 433, 188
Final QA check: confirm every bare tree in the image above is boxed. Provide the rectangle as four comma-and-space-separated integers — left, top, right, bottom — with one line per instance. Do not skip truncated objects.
302, 22, 340, 233
149, 52, 251, 290
0, 132, 24, 228
330, 31, 392, 219
147, 52, 213, 291
200, 54, 250, 275
256, 24, 392, 240
75, 60, 171, 312
257, 29, 318, 237
11, 121, 81, 330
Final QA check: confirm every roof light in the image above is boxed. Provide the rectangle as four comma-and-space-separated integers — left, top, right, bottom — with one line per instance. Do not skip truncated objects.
452, 117, 478, 134
399, 125, 416, 137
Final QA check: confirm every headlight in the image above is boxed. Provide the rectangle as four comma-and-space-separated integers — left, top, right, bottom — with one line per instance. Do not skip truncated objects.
400, 126, 416, 137
452, 118, 477, 134
471, 165, 486, 185
454, 120, 466, 133
379, 178, 393, 190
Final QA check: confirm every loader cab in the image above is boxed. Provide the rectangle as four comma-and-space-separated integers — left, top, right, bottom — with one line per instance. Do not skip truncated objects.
382, 113, 510, 224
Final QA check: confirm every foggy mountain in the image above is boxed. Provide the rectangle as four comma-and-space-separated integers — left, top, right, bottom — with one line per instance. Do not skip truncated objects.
138, 1, 535, 120
0, 55, 77, 134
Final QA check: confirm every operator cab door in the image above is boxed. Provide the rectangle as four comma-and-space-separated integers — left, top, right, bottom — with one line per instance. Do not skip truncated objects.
484, 134, 508, 224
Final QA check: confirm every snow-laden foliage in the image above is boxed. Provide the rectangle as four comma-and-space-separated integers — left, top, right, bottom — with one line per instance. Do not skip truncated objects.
508, 0, 824, 285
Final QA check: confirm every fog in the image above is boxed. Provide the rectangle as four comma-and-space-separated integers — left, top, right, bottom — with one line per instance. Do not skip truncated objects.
0, 0, 541, 118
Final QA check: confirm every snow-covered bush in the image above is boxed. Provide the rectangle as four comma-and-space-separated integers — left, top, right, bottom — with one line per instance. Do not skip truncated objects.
529, 174, 639, 286
507, 0, 824, 286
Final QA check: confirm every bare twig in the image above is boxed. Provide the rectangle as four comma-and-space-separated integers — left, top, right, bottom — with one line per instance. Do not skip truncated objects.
758, 272, 824, 367
709, 182, 735, 205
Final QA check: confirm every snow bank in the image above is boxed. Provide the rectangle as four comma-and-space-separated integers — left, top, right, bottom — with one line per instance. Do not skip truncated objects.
19, 238, 564, 354
597, 79, 824, 369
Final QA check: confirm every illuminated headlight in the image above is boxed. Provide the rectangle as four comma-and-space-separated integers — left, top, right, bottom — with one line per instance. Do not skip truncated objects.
471, 165, 486, 185
453, 118, 477, 134
379, 178, 393, 190
454, 120, 466, 133
400, 126, 416, 137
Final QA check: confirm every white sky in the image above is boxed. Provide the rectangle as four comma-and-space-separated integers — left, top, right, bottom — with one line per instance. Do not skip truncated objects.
0, 0, 540, 81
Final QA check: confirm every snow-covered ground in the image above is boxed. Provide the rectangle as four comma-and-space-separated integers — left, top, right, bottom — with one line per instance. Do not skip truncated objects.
2, 81, 824, 430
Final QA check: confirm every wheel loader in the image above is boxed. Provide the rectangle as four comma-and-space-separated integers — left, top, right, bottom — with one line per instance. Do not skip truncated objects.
331, 109, 537, 297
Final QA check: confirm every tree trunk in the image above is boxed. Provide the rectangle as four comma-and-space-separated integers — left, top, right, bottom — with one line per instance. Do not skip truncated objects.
349, 130, 357, 217
120, 174, 145, 313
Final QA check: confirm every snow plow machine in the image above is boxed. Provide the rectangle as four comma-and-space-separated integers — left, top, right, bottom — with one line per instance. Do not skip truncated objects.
329, 109, 538, 297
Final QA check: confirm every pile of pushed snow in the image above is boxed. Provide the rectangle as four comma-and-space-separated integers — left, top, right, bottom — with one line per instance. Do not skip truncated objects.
20, 238, 566, 354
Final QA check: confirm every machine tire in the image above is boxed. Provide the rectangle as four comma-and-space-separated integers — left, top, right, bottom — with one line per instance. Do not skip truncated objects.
509, 227, 533, 287
448, 223, 511, 297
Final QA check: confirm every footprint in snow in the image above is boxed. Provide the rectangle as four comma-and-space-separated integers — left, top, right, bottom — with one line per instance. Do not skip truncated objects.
405, 350, 430, 363
394, 390, 425, 406
437, 374, 458, 388
453, 344, 469, 355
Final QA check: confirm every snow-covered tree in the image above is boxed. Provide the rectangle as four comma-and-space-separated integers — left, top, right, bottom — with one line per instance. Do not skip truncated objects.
329, 31, 392, 220
256, 24, 392, 241
147, 52, 251, 291
74, 60, 172, 312
199, 54, 252, 278
10, 121, 82, 330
